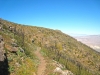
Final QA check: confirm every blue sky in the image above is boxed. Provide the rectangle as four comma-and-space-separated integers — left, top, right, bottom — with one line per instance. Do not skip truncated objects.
0, 0, 100, 35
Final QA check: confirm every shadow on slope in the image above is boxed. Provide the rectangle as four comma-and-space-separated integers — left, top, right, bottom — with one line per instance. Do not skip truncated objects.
0, 53, 10, 75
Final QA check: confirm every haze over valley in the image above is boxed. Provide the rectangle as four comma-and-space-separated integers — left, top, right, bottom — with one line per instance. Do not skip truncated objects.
74, 35, 100, 52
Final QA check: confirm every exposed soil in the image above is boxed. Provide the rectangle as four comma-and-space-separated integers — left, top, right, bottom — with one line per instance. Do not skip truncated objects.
35, 47, 46, 75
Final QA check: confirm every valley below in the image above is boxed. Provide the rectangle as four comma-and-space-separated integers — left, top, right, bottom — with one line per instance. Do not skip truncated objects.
74, 35, 100, 52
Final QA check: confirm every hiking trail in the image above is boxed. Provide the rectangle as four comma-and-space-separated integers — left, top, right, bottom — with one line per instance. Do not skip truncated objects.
35, 47, 47, 75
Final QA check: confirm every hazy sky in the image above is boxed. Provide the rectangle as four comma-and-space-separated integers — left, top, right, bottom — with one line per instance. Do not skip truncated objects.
0, 0, 100, 35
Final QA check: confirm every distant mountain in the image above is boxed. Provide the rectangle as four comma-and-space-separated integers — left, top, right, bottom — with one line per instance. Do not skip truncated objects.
68, 33, 88, 37
74, 35, 100, 52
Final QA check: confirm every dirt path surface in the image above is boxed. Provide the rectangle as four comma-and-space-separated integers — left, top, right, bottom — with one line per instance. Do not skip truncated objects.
35, 47, 46, 75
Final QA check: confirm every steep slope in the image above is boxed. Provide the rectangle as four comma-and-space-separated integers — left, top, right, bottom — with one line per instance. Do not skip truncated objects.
0, 18, 100, 75
0, 19, 38, 75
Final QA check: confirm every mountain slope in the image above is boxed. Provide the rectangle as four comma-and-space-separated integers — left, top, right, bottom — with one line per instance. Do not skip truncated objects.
0, 18, 100, 75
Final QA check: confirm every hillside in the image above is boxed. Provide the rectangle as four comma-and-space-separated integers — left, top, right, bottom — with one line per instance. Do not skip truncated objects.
0, 18, 100, 75
74, 35, 100, 52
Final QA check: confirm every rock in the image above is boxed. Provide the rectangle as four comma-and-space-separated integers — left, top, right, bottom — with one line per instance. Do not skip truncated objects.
53, 60, 64, 69
19, 47, 24, 53
62, 70, 74, 75
54, 67, 74, 75
0, 35, 5, 62
11, 42, 18, 47
0, 50, 5, 62
0, 24, 3, 30
5, 44, 17, 53
56, 63, 64, 69
15, 63, 20, 67
10, 47, 18, 54
61, 70, 69, 75
54, 67, 62, 73
32, 39, 35, 43
53, 60, 74, 75
0, 35, 3, 42
9, 26, 15, 32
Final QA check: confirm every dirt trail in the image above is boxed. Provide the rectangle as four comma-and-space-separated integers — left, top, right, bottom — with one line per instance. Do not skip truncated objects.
35, 47, 46, 75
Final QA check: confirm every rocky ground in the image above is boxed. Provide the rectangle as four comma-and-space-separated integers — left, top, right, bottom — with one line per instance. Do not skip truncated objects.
0, 35, 10, 75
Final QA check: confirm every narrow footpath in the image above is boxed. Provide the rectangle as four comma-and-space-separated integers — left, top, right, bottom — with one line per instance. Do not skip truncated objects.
35, 47, 47, 75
